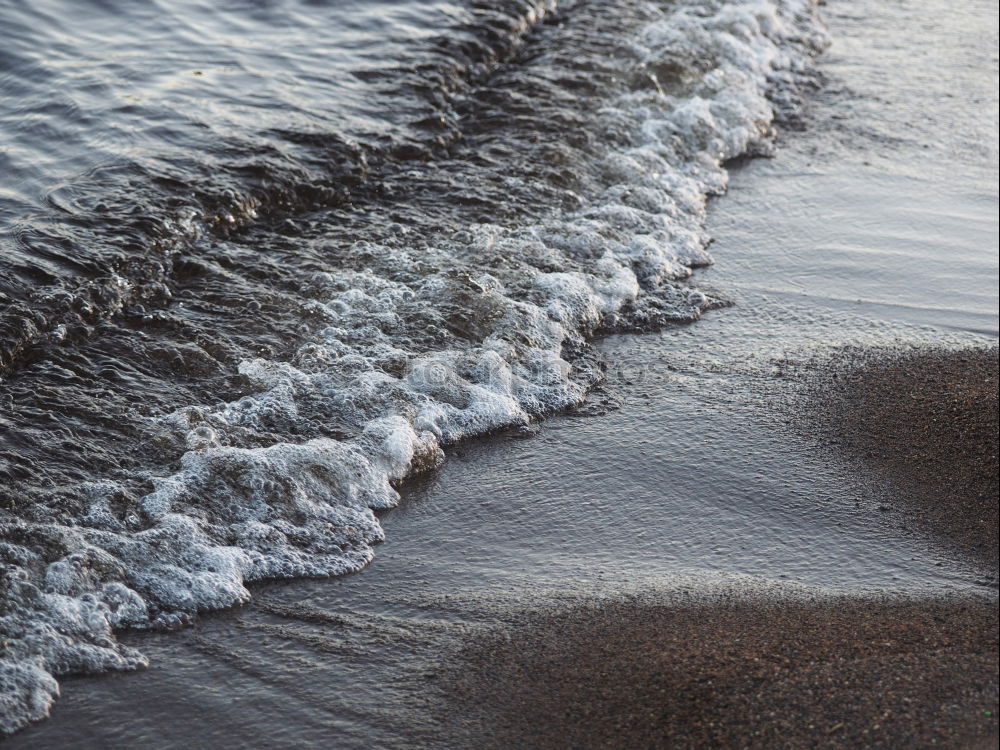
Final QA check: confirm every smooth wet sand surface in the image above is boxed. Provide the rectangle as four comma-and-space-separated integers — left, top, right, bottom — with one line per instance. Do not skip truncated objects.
436, 346, 999, 749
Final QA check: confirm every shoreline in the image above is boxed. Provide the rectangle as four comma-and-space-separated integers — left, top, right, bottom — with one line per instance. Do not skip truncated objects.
2, 0, 995, 741
433, 347, 1000, 748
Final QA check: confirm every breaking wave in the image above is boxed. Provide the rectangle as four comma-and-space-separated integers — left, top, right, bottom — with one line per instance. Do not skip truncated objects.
0, 0, 826, 733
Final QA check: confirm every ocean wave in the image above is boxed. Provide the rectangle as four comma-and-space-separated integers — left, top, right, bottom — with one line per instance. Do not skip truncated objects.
0, 0, 826, 734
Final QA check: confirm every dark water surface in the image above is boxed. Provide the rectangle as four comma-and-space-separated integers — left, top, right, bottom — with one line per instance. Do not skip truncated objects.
1, 0, 591, 492
2, 0, 834, 732
1, 0, 997, 743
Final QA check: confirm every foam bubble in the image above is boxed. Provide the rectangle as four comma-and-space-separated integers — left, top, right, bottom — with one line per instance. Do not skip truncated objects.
0, 0, 826, 734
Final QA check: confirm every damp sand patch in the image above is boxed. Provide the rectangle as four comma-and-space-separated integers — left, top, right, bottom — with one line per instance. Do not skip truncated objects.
434, 594, 998, 749
430, 349, 999, 748
814, 346, 998, 569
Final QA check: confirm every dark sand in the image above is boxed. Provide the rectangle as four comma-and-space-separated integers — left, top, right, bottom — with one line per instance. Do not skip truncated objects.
436, 350, 1000, 749
817, 347, 998, 566
440, 597, 998, 749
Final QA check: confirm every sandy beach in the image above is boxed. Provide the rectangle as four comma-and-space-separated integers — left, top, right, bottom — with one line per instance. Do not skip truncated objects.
818, 348, 998, 565
2, 0, 995, 745
434, 348, 1000, 749
440, 596, 998, 749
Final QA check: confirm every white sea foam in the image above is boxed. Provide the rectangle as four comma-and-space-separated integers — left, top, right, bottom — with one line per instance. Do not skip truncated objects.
0, 0, 826, 734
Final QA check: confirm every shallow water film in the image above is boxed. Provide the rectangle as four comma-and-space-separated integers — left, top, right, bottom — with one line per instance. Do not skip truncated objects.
0, 0, 829, 732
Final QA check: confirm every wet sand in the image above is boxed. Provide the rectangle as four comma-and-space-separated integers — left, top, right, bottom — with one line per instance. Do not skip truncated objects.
818, 347, 998, 565
441, 596, 998, 749
437, 349, 1000, 749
